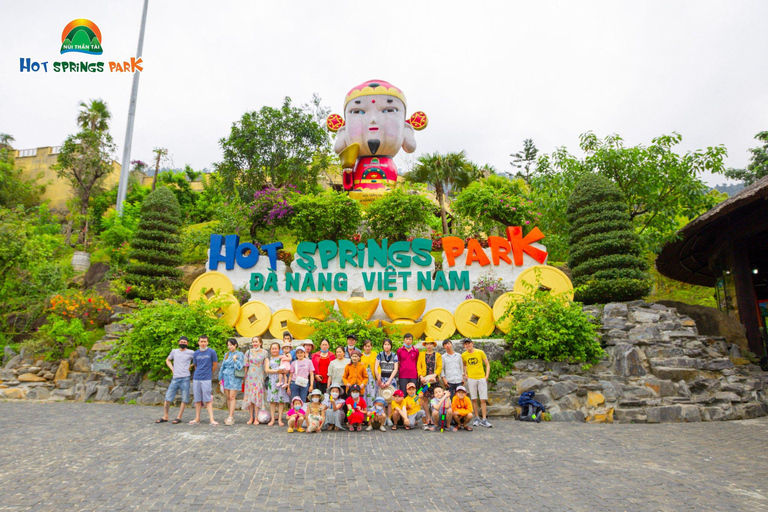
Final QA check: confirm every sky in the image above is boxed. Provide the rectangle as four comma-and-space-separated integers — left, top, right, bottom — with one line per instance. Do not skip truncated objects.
3, 1, 767, 186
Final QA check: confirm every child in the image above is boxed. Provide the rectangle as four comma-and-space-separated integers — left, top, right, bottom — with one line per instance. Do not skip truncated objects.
404, 382, 427, 430
286, 397, 305, 433
278, 342, 293, 389
429, 385, 452, 432
390, 389, 408, 430
306, 389, 325, 433
323, 384, 346, 431
451, 385, 474, 431
345, 384, 367, 432
342, 350, 367, 396
368, 397, 388, 432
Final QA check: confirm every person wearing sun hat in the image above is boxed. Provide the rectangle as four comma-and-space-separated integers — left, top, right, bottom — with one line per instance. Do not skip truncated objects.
286, 396, 306, 433
368, 396, 388, 432
416, 337, 443, 427
305, 389, 325, 433
345, 384, 367, 432
322, 383, 346, 431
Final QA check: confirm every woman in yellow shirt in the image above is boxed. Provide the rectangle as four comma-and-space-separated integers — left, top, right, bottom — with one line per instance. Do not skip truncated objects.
360, 339, 379, 407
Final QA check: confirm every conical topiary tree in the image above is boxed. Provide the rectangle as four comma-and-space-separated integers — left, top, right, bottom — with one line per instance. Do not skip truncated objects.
124, 187, 183, 300
566, 173, 651, 304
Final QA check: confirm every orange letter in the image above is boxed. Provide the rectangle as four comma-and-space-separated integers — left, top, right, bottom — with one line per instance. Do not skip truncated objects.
465, 239, 490, 267
441, 237, 465, 267
488, 236, 512, 265
109, 61, 116, 72
506, 226, 547, 266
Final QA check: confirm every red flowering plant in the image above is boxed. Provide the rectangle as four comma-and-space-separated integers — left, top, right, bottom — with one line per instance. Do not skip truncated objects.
48, 290, 112, 329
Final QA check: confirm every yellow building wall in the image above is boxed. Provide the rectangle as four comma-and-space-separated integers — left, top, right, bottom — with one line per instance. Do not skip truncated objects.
14, 146, 121, 212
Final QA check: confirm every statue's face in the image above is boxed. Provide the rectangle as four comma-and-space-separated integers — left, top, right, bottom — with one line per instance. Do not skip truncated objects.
344, 95, 407, 157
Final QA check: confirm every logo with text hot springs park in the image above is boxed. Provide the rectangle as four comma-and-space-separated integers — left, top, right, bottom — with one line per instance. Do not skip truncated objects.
19, 18, 142, 74
60, 19, 103, 55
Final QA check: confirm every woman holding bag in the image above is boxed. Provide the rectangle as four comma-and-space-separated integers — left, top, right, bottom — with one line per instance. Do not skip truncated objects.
289, 345, 315, 403
243, 336, 268, 425
218, 338, 245, 426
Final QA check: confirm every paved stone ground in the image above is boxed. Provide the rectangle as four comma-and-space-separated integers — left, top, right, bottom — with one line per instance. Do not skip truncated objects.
1, 402, 768, 511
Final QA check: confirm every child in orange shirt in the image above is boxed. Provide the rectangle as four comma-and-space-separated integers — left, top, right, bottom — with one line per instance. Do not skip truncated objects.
451, 385, 474, 431
342, 350, 367, 395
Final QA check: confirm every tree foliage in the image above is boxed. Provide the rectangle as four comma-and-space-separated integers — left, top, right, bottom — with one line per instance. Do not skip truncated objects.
289, 190, 362, 243
567, 174, 651, 304
510, 138, 539, 183
724, 131, 768, 185
452, 175, 540, 236
533, 132, 727, 253
0, 134, 44, 209
124, 187, 183, 300
216, 97, 331, 201
365, 189, 435, 242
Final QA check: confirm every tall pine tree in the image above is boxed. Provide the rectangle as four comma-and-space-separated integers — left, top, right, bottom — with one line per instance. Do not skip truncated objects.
567, 174, 650, 304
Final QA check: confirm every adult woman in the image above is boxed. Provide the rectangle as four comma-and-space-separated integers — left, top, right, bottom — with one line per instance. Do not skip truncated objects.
243, 336, 268, 425
289, 346, 315, 402
327, 346, 350, 395
265, 341, 290, 426
218, 338, 244, 426
311, 339, 333, 394
360, 339, 378, 407
375, 338, 399, 419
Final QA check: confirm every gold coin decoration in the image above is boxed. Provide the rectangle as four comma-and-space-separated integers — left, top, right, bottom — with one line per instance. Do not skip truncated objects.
422, 308, 457, 340
454, 299, 496, 338
514, 265, 574, 301
188, 271, 234, 304
234, 301, 271, 337
492, 292, 527, 334
269, 309, 300, 339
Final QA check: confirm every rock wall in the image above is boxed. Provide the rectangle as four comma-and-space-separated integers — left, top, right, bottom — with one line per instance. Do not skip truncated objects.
486, 301, 768, 422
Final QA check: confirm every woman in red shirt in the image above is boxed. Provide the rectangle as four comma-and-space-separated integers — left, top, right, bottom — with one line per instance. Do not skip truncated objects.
311, 338, 333, 394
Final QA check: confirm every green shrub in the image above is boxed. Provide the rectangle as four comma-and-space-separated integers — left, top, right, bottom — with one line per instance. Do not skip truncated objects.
22, 315, 89, 361
309, 309, 389, 351
566, 174, 650, 304
100, 203, 141, 266
110, 299, 235, 380
289, 190, 362, 243
365, 189, 434, 242
501, 289, 604, 364
124, 187, 183, 300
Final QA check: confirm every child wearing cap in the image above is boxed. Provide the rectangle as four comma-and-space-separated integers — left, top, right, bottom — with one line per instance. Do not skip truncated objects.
286, 397, 306, 433
306, 389, 325, 433
345, 384, 367, 432
323, 384, 346, 431
451, 386, 474, 431
342, 350, 367, 396
429, 384, 451, 432
278, 342, 293, 389
368, 397, 388, 432
403, 382, 427, 430
390, 389, 408, 430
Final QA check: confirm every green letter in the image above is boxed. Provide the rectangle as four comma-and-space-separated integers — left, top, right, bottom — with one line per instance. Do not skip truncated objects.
449, 270, 470, 291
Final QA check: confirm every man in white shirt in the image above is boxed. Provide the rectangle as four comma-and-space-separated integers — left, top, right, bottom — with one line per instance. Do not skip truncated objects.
441, 339, 465, 397
157, 336, 195, 424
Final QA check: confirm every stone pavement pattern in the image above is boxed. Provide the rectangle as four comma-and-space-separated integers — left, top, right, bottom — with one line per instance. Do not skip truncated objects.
1, 402, 767, 511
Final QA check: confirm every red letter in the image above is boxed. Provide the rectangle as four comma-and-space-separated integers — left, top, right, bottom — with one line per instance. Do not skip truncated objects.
442, 237, 465, 267
465, 239, 490, 267
506, 226, 547, 266
488, 236, 512, 265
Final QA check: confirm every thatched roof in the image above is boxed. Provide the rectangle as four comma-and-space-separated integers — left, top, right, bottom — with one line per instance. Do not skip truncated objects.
655, 175, 768, 286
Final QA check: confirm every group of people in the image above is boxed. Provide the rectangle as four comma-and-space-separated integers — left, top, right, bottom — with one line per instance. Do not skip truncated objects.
157, 331, 493, 432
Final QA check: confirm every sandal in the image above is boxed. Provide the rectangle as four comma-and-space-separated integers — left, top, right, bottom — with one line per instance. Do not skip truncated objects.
155, 418, 168, 423
465, 426, 473, 431
188, 419, 200, 425
172, 418, 182, 424
404, 425, 411, 430
391, 425, 397, 430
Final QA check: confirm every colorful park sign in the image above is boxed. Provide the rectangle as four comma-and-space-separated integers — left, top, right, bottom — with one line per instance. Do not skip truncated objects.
193, 227, 552, 337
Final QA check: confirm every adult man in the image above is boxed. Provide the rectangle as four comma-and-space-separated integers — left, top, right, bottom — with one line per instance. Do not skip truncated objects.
157, 336, 194, 424
461, 338, 492, 428
396, 333, 419, 393
189, 335, 219, 425
441, 339, 464, 397
342, 334, 358, 359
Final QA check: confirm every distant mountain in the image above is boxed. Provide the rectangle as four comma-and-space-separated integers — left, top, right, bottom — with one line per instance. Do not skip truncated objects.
713, 183, 745, 197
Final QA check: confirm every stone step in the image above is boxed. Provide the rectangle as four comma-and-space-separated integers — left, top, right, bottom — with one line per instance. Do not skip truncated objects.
105, 323, 132, 335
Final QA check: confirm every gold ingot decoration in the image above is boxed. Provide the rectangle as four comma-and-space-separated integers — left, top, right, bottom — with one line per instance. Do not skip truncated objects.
269, 309, 300, 339
188, 271, 234, 304
235, 301, 271, 337
286, 318, 317, 339
339, 143, 360, 169
454, 299, 496, 338
207, 293, 241, 328
492, 292, 527, 334
514, 265, 574, 301
337, 297, 380, 320
422, 308, 456, 340
291, 298, 335, 321
367, 319, 380, 329
381, 319, 426, 339
381, 298, 426, 321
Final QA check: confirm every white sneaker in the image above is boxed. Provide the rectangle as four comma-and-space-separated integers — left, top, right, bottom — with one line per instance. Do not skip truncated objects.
380, 426, 386, 432
472, 418, 480, 427
482, 418, 492, 428
365, 425, 373, 431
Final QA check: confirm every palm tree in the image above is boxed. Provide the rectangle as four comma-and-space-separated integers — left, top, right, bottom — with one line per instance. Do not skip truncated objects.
406, 151, 474, 234
77, 99, 111, 132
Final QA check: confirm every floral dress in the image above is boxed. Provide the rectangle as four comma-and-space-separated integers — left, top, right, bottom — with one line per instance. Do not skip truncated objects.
218, 350, 244, 391
243, 348, 268, 409
266, 356, 290, 404
360, 351, 378, 408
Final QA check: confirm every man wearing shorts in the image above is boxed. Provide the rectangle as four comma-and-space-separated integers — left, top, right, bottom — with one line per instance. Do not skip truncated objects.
190, 335, 219, 425
461, 338, 492, 428
157, 336, 194, 424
